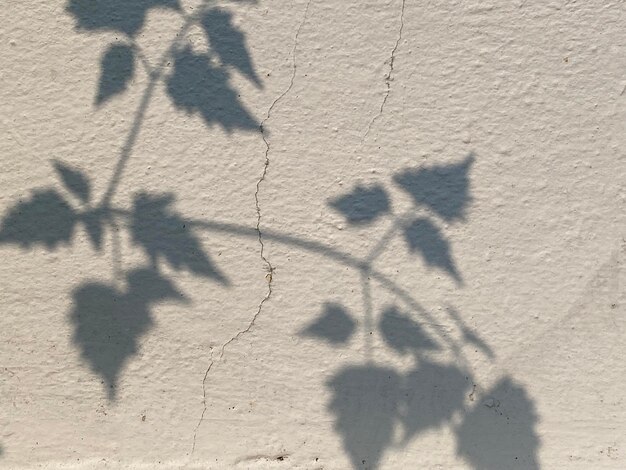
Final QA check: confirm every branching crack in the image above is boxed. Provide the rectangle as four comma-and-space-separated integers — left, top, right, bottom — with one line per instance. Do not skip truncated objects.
363, 0, 405, 139
256, 0, 311, 276
190, 2, 312, 456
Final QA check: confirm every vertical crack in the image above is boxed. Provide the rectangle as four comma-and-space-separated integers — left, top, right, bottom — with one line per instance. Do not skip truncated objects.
363, 0, 405, 139
190, 1, 312, 456
191, 348, 214, 455
254, 0, 311, 349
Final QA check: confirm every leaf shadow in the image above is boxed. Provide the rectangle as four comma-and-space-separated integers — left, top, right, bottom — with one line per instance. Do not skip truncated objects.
379, 305, 439, 355
131, 192, 229, 283
447, 306, 495, 359
394, 154, 474, 222
300, 302, 357, 345
70, 267, 187, 400
455, 377, 541, 470
327, 366, 402, 470
327, 361, 471, 470
53, 160, 91, 203
201, 8, 263, 87
96, 44, 135, 106
166, 46, 259, 132
400, 361, 469, 444
66, 0, 182, 37
0, 189, 78, 249
329, 184, 390, 225
404, 217, 461, 283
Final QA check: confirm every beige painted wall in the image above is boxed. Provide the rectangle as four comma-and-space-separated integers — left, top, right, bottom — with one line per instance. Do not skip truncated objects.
0, 0, 624, 468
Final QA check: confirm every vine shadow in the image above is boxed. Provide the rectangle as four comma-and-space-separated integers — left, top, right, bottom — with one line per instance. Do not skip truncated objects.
0, 152, 541, 467
0, 165, 227, 399
300, 154, 541, 469
1, 0, 263, 401
0, 1, 542, 468
70, 0, 261, 130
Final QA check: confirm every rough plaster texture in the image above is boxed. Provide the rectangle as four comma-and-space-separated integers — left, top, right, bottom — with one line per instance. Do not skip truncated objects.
0, 0, 625, 469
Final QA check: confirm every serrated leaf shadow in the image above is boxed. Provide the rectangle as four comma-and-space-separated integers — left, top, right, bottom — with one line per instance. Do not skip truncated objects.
70, 267, 187, 399
394, 154, 474, 222
0, 189, 77, 249
404, 217, 461, 283
327, 366, 402, 470
455, 377, 540, 470
131, 192, 228, 283
53, 160, 91, 202
201, 8, 262, 87
400, 361, 469, 444
166, 47, 259, 132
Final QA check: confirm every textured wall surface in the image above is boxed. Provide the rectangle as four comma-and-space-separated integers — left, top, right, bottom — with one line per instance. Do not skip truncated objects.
0, 0, 624, 468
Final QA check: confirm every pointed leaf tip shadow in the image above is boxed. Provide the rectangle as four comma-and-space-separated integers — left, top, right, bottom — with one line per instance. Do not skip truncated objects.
301, 303, 356, 345
0, 189, 77, 249
329, 184, 390, 225
394, 154, 474, 222
53, 160, 91, 202
131, 192, 228, 284
327, 366, 402, 470
404, 217, 461, 283
444, 307, 495, 358
166, 47, 258, 132
71, 268, 187, 400
455, 377, 540, 470
96, 44, 135, 105
379, 306, 439, 354
201, 8, 262, 87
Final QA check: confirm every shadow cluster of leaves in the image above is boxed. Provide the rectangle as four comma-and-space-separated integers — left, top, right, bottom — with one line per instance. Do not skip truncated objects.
0, 155, 541, 466
329, 154, 474, 283
0, 162, 223, 397
300, 155, 541, 469
1, 0, 262, 403
304, 300, 539, 469
68, 0, 261, 130
329, 365, 538, 470
0, 3, 542, 467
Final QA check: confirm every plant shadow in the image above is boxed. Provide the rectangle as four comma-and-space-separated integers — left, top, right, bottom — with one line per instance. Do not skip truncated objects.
0, 2, 543, 468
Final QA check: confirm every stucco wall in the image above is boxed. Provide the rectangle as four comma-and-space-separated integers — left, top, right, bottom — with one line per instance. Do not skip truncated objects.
0, 0, 624, 468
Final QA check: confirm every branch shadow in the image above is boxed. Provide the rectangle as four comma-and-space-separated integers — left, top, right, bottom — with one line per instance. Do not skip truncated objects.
0, 3, 542, 466
0, 166, 227, 400
316, 155, 542, 469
